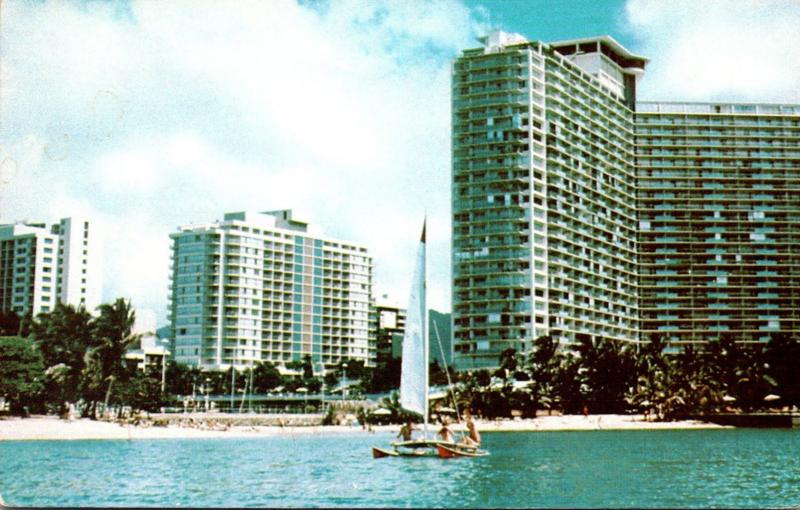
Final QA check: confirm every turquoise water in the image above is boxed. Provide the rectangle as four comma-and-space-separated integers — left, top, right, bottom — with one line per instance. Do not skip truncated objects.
1, 429, 799, 507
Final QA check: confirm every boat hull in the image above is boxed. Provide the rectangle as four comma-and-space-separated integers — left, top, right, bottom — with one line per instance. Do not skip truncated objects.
372, 446, 433, 458
437, 443, 490, 458
373, 440, 483, 459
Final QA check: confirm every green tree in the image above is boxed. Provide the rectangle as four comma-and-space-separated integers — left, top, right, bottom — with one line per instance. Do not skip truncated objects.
574, 336, 635, 414
323, 371, 339, 390
252, 361, 282, 393
627, 334, 672, 419
665, 344, 723, 419
116, 371, 164, 413
705, 336, 741, 400
31, 303, 95, 416
369, 356, 401, 392
429, 359, 449, 387
164, 361, 203, 396
0, 311, 21, 336
88, 298, 141, 417
764, 333, 800, 408
522, 335, 562, 415
552, 351, 583, 414
0, 336, 45, 415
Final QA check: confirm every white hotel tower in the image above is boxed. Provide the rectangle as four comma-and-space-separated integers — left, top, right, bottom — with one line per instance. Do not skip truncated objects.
0, 217, 101, 317
168, 210, 373, 371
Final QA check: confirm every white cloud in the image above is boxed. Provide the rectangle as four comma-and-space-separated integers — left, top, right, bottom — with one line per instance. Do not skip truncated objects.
1, 0, 488, 322
625, 0, 800, 103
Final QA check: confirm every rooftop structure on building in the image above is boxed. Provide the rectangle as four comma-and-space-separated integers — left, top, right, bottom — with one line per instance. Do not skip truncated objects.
168, 210, 373, 371
451, 30, 800, 370
0, 217, 101, 317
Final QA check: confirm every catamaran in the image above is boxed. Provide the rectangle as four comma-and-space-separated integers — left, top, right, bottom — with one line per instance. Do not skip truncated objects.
372, 221, 488, 459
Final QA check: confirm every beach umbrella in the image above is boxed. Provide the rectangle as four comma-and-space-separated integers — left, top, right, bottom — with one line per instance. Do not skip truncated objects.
722, 395, 736, 402
763, 394, 781, 402
437, 407, 457, 414
372, 408, 391, 415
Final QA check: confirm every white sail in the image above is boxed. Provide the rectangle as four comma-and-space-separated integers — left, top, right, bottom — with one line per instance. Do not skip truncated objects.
399, 222, 428, 419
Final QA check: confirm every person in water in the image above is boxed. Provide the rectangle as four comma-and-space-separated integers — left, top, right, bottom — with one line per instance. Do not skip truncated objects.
437, 419, 454, 443
460, 410, 481, 447
397, 420, 415, 441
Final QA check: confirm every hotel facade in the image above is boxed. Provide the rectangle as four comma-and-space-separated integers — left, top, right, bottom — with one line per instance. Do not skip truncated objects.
0, 217, 101, 317
168, 210, 373, 371
451, 31, 800, 369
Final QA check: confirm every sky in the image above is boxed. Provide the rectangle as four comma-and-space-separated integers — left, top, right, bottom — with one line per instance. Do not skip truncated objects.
2, 0, 799, 326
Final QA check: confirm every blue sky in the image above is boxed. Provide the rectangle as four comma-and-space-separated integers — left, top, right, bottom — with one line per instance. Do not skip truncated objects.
465, 0, 634, 47
1, 0, 799, 325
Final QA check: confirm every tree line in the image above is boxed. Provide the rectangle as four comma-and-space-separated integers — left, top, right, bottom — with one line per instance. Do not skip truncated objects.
0, 300, 157, 417
0, 301, 388, 417
4, 302, 798, 421
449, 334, 800, 421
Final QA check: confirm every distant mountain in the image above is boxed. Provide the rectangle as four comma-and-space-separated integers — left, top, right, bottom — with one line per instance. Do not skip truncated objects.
156, 325, 171, 340
429, 310, 452, 367
388, 309, 452, 367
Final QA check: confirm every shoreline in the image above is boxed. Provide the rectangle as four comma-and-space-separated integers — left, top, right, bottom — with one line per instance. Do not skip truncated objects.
0, 414, 729, 441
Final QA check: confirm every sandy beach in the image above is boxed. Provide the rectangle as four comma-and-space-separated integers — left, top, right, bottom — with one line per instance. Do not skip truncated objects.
0, 413, 727, 441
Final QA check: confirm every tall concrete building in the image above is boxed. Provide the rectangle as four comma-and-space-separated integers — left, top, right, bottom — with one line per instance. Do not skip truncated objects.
452, 31, 800, 369
0, 217, 101, 317
637, 102, 800, 344
168, 210, 373, 371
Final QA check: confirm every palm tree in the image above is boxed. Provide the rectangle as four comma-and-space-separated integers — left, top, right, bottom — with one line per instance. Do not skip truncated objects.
574, 336, 634, 414
667, 344, 724, 419
629, 334, 672, 419
31, 303, 95, 416
764, 333, 800, 408
89, 298, 140, 418
521, 335, 561, 415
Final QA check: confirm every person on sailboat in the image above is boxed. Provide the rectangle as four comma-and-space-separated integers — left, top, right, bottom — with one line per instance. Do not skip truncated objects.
460, 410, 481, 447
437, 419, 454, 443
397, 420, 416, 441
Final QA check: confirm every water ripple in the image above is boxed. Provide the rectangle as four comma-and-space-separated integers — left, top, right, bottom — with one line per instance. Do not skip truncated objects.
2, 429, 800, 507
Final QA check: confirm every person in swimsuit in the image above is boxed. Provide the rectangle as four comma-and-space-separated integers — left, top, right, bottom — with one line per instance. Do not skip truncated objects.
460, 411, 481, 446
397, 420, 415, 441
437, 419, 454, 443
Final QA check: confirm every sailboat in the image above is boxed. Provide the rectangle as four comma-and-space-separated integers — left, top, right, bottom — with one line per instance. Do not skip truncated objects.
372, 221, 488, 459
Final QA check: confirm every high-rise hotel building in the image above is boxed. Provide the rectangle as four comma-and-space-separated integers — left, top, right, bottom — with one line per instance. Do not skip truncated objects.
637, 102, 800, 344
168, 210, 373, 371
0, 217, 101, 317
452, 31, 800, 369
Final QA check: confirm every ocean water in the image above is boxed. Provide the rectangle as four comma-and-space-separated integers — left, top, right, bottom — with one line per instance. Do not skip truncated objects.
1, 428, 799, 507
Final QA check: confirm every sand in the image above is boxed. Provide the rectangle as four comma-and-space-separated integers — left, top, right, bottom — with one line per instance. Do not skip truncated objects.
0, 413, 727, 441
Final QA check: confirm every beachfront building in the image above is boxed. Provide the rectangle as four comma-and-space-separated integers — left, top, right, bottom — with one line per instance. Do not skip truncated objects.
452, 31, 644, 369
452, 31, 800, 369
0, 217, 101, 317
637, 102, 800, 345
168, 210, 373, 371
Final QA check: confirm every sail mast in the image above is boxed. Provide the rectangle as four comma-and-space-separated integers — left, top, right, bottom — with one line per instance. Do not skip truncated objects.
421, 219, 429, 438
